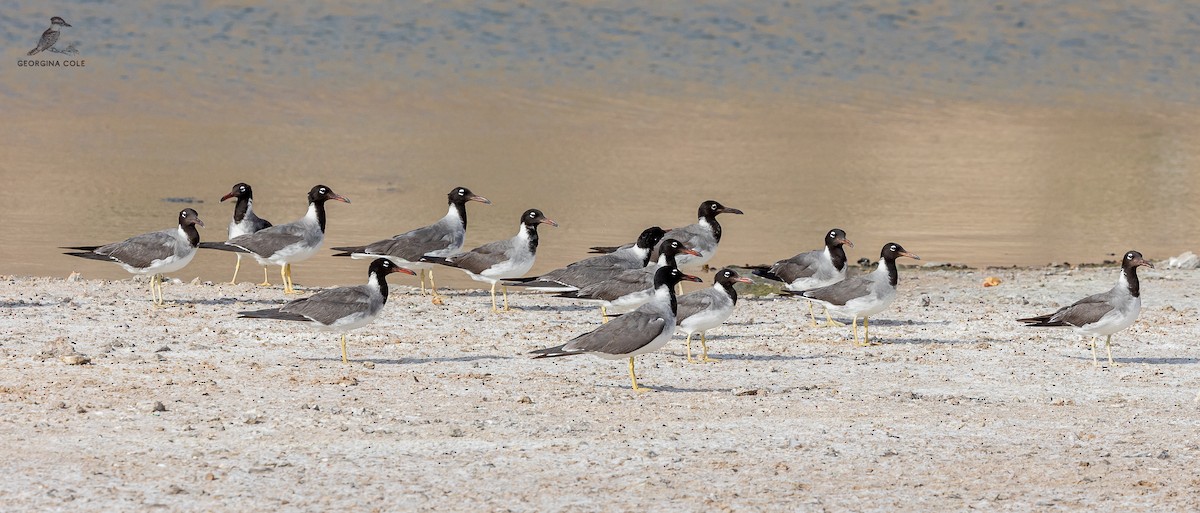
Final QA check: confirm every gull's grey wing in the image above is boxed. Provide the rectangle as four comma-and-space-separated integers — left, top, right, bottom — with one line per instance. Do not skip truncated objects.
227, 223, 305, 256
95, 230, 179, 268
802, 276, 873, 306
562, 309, 667, 355
650, 224, 709, 260
280, 286, 373, 325
770, 250, 821, 282
1048, 291, 1117, 327
676, 289, 718, 323
362, 224, 455, 261
447, 239, 514, 274
572, 267, 653, 301
538, 254, 630, 285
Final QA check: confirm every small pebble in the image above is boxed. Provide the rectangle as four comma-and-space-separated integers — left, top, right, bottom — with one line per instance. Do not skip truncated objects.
60, 354, 90, 365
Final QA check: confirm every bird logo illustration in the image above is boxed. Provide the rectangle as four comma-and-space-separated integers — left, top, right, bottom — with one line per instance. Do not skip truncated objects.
28, 16, 72, 56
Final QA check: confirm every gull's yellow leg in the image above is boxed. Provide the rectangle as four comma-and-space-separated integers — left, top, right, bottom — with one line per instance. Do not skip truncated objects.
419, 269, 427, 295
685, 333, 696, 363
852, 316, 864, 346
285, 264, 303, 294
429, 269, 443, 299
807, 302, 819, 327
628, 357, 646, 393
341, 334, 348, 364
1105, 335, 1121, 367
503, 285, 510, 312
230, 254, 242, 284
601, 305, 608, 324
700, 333, 718, 363
279, 265, 289, 292
149, 274, 158, 305
490, 281, 499, 312
1090, 337, 1099, 367
825, 309, 845, 327
864, 317, 882, 345
259, 266, 271, 287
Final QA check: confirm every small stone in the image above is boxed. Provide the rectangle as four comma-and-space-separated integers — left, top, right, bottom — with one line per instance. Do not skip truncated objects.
60, 354, 90, 365
243, 411, 264, 424
155, 346, 171, 353
734, 389, 759, 397
151, 401, 167, 412
1164, 251, 1199, 269
204, 472, 216, 481
517, 396, 532, 404
431, 296, 445, 306
66, 272, 82, 282
166, 484, 186, 495
362, 361, 375, 370
982, 276, 1002, 287
75, 405, 88, 414
449, 427, 465, 437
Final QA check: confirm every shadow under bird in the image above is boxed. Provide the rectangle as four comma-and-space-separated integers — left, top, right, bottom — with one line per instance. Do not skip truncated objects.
62, 208, 204, 305
504, 226, 667, 293
556, 238, 701, 318
785, 242, 920, 346
590, 200, 743, 272
219, 182, 273, 285
753, 228, 854, 326
1018, 250, 1152, 367
238, 258, 416, 363
420, 208, 557, 312
531, 266, 702, 392
676, 268, 753, 363
200, 185, 349, 294
331, 186, 491, 300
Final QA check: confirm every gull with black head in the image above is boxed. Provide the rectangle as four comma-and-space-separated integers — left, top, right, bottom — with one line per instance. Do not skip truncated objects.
531, 266, 702, 392
1019, 250, 1152, 367
238, 258, 415, 363
421, 208, 557, 312
591, 200, 743, 273
200, 185, 349, 294
504, 226, 666, 293
331, 186, 491, 300
556, 238, 701, 319
676, 268, 753, 363
63, 208, 204, 305
754, 228, 854, 326
219, 182, 274, 285
787, 242, 920, 346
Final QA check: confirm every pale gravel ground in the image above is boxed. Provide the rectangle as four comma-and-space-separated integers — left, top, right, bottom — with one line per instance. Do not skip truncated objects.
1, 266, 1198, 512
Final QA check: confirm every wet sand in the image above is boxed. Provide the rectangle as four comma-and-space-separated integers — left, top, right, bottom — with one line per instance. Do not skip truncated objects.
1, 266, 1197, 510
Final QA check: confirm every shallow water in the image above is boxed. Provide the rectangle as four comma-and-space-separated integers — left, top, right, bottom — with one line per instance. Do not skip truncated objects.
2, 1, 1199, 288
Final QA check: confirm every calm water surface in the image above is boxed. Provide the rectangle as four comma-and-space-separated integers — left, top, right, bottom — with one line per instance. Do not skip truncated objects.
2, 1, 1199, 288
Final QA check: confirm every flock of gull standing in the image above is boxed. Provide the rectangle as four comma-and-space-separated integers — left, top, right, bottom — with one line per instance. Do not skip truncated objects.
63, 183, 1151, 391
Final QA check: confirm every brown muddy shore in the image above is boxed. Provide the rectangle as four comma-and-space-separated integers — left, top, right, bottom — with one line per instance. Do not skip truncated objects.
0, 266, 1197, 511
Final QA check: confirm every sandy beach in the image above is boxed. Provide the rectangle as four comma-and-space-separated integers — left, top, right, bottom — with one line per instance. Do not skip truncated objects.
1, 265, 1197, 511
